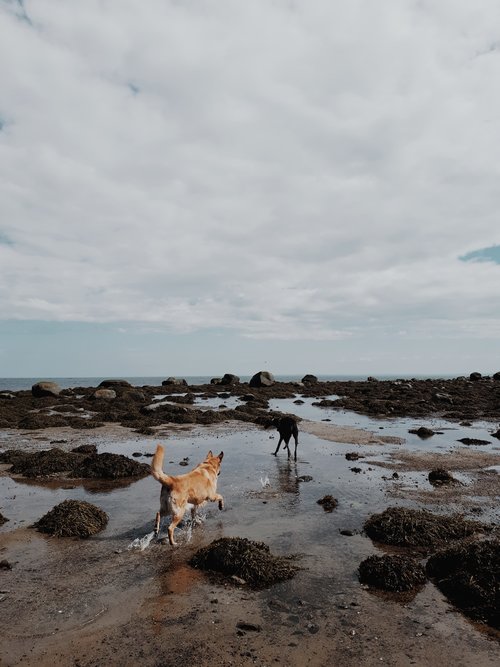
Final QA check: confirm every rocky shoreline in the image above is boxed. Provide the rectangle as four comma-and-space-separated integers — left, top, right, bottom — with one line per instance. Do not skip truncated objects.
1, 372, 500, 434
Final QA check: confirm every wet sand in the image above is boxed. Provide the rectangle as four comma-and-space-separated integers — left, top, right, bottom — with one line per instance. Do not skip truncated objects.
1, 405, 500, 666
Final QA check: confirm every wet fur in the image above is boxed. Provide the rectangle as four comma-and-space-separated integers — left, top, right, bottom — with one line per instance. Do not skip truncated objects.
151, 444, 224, 545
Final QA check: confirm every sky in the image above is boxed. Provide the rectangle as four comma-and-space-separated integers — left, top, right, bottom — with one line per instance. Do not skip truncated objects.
1, 0, 500, 378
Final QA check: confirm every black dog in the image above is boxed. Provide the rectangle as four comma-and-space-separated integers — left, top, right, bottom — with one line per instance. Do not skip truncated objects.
272, 416, 299, 461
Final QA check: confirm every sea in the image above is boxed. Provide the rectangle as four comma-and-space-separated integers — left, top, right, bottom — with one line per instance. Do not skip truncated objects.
0, 374, 456, 392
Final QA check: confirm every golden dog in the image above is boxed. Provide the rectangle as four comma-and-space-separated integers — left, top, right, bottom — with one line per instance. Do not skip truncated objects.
151, 444, 224, 545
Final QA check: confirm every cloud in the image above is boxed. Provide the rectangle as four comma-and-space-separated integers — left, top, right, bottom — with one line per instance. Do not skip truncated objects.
1, 0, 500, 344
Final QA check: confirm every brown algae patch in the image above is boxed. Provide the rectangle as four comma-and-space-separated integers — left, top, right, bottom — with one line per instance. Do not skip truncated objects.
426, 539, 500, 629
359, 554, 427, 592
189, 537, 300, 588
33, 499, 108, 538
364, 507, 489, 553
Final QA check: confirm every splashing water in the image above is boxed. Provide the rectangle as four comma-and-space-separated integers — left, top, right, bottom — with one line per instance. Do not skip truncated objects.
260, 475, 271, 488
127, 531, 155, 551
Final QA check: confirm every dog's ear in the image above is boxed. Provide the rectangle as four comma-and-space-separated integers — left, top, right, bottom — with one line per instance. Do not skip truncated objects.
218, 451, 224, 461
207, 450, 213, 458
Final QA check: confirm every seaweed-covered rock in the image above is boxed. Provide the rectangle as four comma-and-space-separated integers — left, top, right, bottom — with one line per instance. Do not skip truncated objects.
218, 373, 240, 385
190, 537, 299, 589
364, 507, 488, 552
359, 554, 427, 592
5, 448, 83, 478
457, 437, 490, 446
33, 500, 108, 538
70, 452, 149, 479
302, 374, 318, 383
428, 468, 458, 486
162, 377, 188, 386
317, 495, 338, 512
98, 380, 132, 388
426, 539, 500, 628
72, 444, 98, 455
0, 512, 9, 526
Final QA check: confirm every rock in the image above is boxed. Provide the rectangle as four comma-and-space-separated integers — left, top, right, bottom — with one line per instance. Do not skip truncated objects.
210, 378, 222, 384
409, 426, 436, 438
249, 371, 275, 388
301, 374, 318, 383
218, 373, 240, 385
98, 379, 132, 388
240, 394, 256, 402
0, 392, 15, 400
493, 372, 500, 381
359, 554, 427, 592
91, 389, 116, 400
457, 437, 491, 446
345, 452, 361, 461
72, 444, 98, 455
317, 495, 338, 512
469, 372, 482, 381
162, 377, 188, 386
236, 622, 262, 632
0, 559, 13, 569
31, 381, 61, 398
491, 429, 500, 440
428, 468, 458, 486
298, 475, 313, 482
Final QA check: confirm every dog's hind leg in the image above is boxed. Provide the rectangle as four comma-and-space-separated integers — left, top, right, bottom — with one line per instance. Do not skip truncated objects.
167, 510, 185, 546
292, 429, 298, 462
154, 511, 161, 536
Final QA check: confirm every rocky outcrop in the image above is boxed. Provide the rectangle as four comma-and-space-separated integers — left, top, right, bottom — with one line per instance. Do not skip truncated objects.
162, 377, 188, 386
218, 373, 240, 385
98, 380, 132, 388
301, 374, 318, 383
32, 381, 61, 398
91, 389, 116, 400
249, 371, 275, 388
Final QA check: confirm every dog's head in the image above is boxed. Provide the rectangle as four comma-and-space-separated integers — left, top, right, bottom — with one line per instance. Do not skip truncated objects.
206, 450, 224, 475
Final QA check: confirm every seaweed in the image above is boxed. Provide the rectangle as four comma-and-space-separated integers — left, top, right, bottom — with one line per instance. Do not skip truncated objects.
359, 554, 427, 592
33, 499, 108, 538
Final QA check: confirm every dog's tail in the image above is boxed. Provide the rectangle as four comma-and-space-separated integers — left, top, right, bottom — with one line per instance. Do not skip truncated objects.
150, 444, 172, 486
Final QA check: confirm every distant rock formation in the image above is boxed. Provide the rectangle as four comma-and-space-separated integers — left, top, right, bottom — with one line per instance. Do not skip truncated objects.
301, 374, 318, 383
162, 377, 188, 386
32, 381, 61, 398
249, 371, 275, 388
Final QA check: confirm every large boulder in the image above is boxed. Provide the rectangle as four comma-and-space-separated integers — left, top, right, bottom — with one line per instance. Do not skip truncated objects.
32, 381, 61, 398
493, 372, 500, 381
469, 372, 482, 381
218, 373, 240, 385
98, 379, 132, 388
301, 374, 318, 384
162, 377, 188, 386
91, 389, 116, 400
249, 371, 275, 388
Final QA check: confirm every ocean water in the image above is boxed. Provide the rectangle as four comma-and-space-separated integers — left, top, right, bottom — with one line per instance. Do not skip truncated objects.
0, 373, 456, 392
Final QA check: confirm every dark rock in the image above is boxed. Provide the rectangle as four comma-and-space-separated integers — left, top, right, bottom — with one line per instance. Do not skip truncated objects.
32, 381, 61, 398
249, 371, 275, 388
0, 512, 9, 526
350, 467, 362, 473
428, 468, 458, 486
162, 377, 188, 386
469, 372, 482, 381
0, 392, 15, 400
301, 374, 318, 383
457, 438, 491, 446
345, 452, 361, 461
72, 444, 98, 455
0, 559, 13, 569
493, 372, 500, 381
317, 495, 338, 512
409, 426, 436, 438
98, 379, 132, 388
298, 475, 313, 482
218, 374, 240, 385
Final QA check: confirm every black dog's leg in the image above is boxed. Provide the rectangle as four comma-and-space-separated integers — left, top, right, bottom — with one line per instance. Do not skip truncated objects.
292, 426, 299, 461
273, 435, 284, 456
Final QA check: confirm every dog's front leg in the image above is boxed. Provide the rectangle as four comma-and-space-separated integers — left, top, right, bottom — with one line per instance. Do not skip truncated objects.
273, 436, 283, 456
154, 511, 161, 536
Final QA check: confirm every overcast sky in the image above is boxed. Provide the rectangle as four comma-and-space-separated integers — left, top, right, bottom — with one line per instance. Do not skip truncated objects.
1, 0, 500, 378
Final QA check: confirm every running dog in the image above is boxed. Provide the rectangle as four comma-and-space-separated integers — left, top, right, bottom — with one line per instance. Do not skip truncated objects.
272, 416, 299, 461
150, 444, 224, 545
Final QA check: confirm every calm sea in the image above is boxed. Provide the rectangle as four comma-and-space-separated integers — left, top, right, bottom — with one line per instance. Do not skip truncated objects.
0, 374, 453, 392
